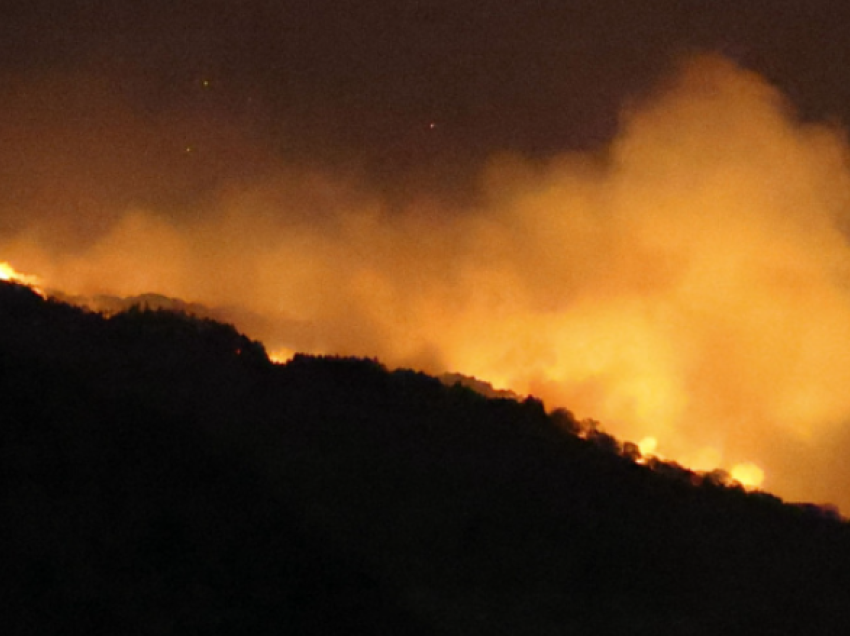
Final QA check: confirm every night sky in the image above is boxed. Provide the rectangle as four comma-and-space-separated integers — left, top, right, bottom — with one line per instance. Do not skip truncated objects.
6, 1, 850, 510
4, 1, 850, 194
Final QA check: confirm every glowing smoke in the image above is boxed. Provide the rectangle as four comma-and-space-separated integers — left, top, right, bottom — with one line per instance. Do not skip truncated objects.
4, 55, 850, 508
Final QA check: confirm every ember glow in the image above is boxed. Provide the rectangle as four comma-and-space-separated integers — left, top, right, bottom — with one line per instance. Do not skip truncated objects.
0, 262, 16, 281
4, 55, 850, 509
731, 463, 766, 490
0, 261, 44, 295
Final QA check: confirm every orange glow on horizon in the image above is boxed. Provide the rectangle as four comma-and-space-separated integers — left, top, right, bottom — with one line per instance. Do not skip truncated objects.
638, 436, 658, 457
3, 55, 850, 511
268, 346, 297, 364
0, 261, 45, 296
731, 462, 766, 490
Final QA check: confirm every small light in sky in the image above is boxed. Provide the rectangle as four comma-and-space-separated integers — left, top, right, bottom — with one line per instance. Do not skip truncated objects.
201, 79, 211, 88
429, 122, 436, 129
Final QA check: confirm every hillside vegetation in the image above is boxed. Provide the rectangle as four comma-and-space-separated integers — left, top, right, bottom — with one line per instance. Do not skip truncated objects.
2, 280, 849, 635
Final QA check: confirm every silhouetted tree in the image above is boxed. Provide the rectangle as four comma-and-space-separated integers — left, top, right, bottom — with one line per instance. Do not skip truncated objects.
4, 279, 850, 636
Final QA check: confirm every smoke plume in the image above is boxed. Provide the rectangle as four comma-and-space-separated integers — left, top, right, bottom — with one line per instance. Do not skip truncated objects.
4, 55, 850, 508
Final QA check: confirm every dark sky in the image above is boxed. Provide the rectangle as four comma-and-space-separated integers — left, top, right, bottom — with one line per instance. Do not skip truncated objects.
3, 1, 850, 196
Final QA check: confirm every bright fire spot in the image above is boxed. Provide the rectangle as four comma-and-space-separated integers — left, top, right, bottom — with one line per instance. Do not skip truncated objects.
731, 462, 765, 489
269, 347, 297, 364
0, 261, 18, 281
638, 436, 658, 457
0, 261, 45, 295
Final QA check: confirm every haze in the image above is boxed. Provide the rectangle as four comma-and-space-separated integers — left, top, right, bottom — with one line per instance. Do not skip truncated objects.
4, 54, 850, 509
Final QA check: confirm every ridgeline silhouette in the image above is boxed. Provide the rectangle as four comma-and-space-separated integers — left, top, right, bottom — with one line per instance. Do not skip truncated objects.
2, 280, 849, 635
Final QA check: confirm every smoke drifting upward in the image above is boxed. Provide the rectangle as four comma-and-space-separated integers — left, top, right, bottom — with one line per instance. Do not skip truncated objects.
5, 55, 850, 509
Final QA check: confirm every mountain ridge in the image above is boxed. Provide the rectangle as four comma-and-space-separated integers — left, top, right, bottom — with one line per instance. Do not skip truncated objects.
2, 279, 849, 635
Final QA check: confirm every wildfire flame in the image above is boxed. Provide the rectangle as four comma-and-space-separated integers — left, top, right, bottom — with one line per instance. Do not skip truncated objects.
268, 346, 297, 365
0, 261, 45, 296
3, 54, 849, 510
731, 462, 766, 490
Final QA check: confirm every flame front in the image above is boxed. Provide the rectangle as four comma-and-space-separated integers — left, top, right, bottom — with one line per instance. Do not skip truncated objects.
0, 261, 44, 295
5, 55, 850, 510
731, 463, 765, 490
0, 261, 23, 281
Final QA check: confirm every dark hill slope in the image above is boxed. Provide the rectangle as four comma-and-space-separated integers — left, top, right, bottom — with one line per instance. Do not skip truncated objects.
2, 280, 850, 635
0, 283, 428, 636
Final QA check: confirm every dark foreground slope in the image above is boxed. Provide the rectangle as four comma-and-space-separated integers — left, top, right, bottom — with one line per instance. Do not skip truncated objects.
2, 281, 850, 635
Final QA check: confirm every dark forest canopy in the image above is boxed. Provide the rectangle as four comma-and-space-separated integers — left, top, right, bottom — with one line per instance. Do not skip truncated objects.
2, 279, 849, 635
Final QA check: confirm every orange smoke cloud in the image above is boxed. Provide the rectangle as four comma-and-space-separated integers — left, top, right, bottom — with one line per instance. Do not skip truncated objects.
4, 55, 850, 509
